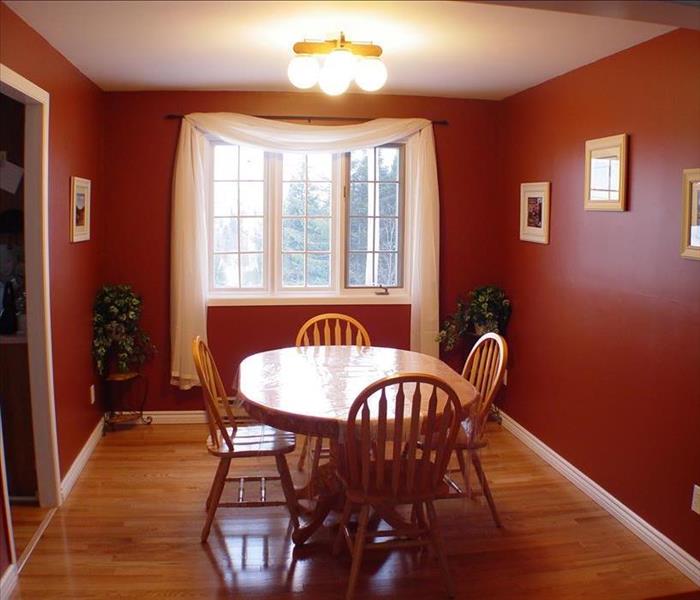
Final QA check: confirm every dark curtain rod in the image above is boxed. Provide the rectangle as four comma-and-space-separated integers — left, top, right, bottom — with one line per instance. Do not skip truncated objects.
164, 113, 448, 126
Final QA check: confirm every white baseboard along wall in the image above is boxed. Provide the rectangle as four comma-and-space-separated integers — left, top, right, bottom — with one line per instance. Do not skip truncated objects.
499, 410, 700, 586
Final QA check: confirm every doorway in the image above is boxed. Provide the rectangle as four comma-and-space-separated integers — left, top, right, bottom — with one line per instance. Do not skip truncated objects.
0, 64, 61, 578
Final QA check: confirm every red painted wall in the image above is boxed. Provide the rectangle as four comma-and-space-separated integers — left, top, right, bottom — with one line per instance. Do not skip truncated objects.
101, 91, 500, 408
0, 2, 104, 475
497, 29, 700, 559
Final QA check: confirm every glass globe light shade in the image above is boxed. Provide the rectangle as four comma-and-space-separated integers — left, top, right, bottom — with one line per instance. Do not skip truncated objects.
287, 55, 320, 89
355, 57, 388, 92
319, 49, 356, 96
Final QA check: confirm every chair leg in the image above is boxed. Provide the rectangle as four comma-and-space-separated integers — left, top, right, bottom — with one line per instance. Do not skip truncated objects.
334, 499, 353, 556
201, 457, 230, 543
205, 458, 229, 512
275, 454, 300, 530
309, 436, 323, 479
471, 451, 502, 528
426, 500, 455, 599
456, 448, 471, 499
346, 504, 370, 600
297, 435, 310, 471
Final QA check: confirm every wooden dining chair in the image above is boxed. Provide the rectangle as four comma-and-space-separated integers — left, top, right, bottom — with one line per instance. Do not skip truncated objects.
192, 337, 300, 542
294, 313, 372, 474
431, 332, 508, 527
334, 373, 463, 600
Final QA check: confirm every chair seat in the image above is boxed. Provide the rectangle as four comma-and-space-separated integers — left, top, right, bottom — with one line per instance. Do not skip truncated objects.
417, 420, 487, 451
207, 424, 296, 457
340, 459, 450, 503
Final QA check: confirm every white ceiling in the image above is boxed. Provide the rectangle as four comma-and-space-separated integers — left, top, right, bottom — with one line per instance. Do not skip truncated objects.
5, 1, 674, 100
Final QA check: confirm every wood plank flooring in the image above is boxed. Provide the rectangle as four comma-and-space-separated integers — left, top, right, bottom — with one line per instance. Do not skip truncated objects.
10, 423, 700, 599
9, 503, 52, 560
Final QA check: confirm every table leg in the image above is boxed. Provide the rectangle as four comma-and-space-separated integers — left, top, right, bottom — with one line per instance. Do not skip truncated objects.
290, 438, 345, 545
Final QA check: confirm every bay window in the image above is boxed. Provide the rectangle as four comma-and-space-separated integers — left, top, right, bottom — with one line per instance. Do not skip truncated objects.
209, 143, 405, 299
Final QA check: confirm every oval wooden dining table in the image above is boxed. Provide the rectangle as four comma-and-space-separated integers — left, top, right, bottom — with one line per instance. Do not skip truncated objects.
237, 345, 480, 545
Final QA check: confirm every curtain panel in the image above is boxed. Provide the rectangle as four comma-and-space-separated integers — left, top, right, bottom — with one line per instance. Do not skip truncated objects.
171, 112, 440, 390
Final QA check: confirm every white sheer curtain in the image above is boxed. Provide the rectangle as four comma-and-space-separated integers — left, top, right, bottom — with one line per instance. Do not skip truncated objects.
171, 112, 440, 389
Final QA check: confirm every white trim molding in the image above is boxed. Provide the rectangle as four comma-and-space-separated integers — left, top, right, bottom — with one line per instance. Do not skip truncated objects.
143, 410, 207, 424
500, 410, 700, 586
0, 563, 18, 599
0, 63, 61, 508
60, 419, 103, 502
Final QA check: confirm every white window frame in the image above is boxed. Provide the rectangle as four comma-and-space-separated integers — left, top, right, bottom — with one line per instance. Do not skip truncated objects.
207, 142, 411, 307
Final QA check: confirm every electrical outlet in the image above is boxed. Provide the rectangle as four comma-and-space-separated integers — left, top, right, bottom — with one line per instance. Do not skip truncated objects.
503, 369, 508, 386
692, 485, 700, 515
90, 384, 96, 405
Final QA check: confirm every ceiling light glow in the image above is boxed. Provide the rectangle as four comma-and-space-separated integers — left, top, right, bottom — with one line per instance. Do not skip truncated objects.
287, 55, 320, 89
287, 32, 387, 96
355, 57, 388, 92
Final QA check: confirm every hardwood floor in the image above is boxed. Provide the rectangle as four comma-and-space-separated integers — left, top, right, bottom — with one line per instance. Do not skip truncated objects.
10, 423, 699, 599
9, 503, 52, 561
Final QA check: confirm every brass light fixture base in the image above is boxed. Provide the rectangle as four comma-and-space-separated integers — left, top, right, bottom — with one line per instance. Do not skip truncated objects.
293, 32, 382, 57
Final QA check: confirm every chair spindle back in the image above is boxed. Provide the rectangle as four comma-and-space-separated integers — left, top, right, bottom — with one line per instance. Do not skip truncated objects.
192, 337, 237, 451
295, 313, 371, 348
345, 373, 462, 499
461, 333, 508, 440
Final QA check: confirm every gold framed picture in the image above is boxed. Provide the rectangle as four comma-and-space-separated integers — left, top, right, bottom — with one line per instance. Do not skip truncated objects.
584, 133, 627, 211
520, 181, 550, 244
681, 168, 700, 260
70, 176, 91, 242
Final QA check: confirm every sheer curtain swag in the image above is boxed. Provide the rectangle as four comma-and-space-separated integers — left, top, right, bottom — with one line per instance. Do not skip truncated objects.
171, 112, 440, 389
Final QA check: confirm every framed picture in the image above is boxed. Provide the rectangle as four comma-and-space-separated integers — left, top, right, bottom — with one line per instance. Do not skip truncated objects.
680, 168, 700, 260
70, 176, 91, 242
520, 181, 550, 244
584, 133, 627, 211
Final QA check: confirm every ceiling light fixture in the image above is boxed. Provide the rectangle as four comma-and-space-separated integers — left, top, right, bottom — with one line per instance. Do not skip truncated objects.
288, 32, 387, 95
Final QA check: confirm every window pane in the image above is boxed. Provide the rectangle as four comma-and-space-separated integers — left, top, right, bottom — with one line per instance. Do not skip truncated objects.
350, 149, 373, 181
283, 183, 305, 216
283, 153, 305, 181
282, 254, 305, 286
240, 253, 263, 288
214, 145, 238, 180
214, 254, 239, 288
307, 218, 330, 251
348, 253, 372, 286
349, 217, 371, 251
376, 252, 398, 287
214, 182, 238, 216
378, 217, 398, 251
378, 183, 398, 216
349, 183, 374, 216
239, 217, 263, 252
214, 218, 238, 252
239, 182, 264, 215
307, 183, 331, 216
307, 253, 330, 287
307, 154, 332, 181
282, 218, 305, 251
239, 147, 264, 180
378, 147, 399, 181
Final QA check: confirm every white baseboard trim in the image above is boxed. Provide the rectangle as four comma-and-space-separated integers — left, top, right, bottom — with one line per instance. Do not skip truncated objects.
500, 411, 700, 587
59, 419, 103, 502
0, 563, 17, 599
143, 410, 207, 424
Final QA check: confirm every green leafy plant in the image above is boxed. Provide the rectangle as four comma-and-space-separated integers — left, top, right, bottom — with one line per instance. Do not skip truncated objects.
436, 285, 511, 351
92, 285, 155, 375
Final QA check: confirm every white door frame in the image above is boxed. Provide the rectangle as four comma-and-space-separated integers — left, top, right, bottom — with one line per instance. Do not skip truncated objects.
0, 64, 61, 511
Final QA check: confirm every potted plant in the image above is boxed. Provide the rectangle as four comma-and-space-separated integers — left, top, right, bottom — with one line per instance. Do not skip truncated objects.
92, 285, 155, 376
437, 285, 511, 351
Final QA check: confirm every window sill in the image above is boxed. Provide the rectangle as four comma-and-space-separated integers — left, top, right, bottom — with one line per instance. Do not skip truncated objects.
207, 293, 411, 307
